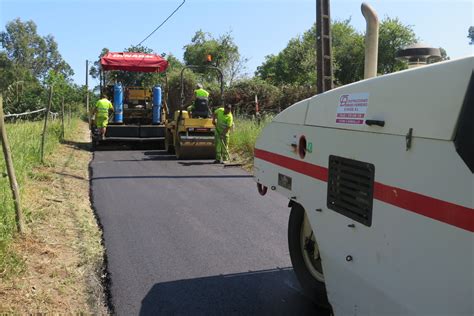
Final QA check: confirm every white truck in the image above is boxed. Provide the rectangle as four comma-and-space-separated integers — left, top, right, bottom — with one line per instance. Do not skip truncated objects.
254, 3, 473, 315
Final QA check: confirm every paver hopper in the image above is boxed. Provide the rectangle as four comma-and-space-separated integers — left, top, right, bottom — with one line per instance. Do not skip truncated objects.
92, 52, 169, 146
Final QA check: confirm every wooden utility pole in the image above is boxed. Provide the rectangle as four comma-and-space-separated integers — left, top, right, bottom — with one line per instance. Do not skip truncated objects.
0, 94, 24, 233
86, 60, 90, 125
41, 86, 53, 163
316, 0, 333, 93
68, 103, 71, 124
61, 96, 65, 140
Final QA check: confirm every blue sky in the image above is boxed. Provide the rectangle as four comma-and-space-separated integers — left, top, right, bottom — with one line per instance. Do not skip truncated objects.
1, 0, 473, 86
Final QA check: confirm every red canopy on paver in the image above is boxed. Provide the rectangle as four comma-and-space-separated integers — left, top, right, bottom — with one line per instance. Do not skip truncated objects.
100, 52, 168, 73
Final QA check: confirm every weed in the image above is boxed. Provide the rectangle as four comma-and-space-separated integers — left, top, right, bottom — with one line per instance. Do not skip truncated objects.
0, 241, 25, 279
0, 118, 80, 276
229, 115, 272, 167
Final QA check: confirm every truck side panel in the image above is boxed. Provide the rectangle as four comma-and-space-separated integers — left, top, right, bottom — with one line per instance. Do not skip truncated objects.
255, 123, 473, 314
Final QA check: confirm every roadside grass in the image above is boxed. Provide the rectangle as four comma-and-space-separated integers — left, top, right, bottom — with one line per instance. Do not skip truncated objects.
0, 118, 75, 278
229, 115, 272, 168
0, 120, 107, 313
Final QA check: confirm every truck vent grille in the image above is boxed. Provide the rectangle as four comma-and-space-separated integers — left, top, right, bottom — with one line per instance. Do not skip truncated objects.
327, 156, 375, 226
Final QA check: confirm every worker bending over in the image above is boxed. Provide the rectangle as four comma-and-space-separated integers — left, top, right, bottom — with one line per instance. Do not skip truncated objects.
212, 104, 233, 163
187, 83, 210, 117
91, 93, 114, 140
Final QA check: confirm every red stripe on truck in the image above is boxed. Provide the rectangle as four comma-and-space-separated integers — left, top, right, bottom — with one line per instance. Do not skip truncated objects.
254, 148, 328, 182
254, 148, 474, 233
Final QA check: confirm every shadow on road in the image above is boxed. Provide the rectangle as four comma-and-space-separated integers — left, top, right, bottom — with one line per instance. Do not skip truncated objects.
113, 155, 177, 162
93, 142, 164, 152
178, 161, 218, 166
139, 268, 328, 316
143, 151, 166, 156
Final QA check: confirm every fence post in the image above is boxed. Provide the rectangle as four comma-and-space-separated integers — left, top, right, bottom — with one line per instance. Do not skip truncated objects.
86, 60, 90, 126
68, 103, 71, 124
40, 85, 53, 163
0, 94, 24, 234
61, 96, 65, 140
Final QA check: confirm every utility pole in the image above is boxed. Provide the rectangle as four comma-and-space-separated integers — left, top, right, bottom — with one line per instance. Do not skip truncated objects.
316, 0, 333, 94
86, 60, 90, 125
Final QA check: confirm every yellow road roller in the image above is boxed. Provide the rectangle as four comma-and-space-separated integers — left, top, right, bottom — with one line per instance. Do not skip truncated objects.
165, 65, 224, 159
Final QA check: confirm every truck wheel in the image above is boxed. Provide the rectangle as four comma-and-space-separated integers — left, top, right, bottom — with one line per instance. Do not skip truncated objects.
165, 130, 174, 154
288, 203, 329, 308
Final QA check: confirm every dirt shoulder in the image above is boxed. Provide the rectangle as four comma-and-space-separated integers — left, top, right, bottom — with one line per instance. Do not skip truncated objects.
0, 122, 107, 314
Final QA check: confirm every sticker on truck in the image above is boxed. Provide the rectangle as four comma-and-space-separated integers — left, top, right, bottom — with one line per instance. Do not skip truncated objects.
336, 92, 369, 124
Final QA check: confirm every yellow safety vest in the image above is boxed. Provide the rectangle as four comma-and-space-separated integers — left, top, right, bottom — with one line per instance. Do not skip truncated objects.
214, 108, 233, 134
96, 98, 113, 117
194, 88, 209, 98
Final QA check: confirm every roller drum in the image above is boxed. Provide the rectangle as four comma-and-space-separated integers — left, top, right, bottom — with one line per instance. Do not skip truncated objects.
175, 133, 215, 159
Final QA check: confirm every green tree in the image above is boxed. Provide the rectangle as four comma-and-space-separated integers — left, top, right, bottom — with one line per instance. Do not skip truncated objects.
183, 30, 246, 85
0, 18, 73, 81
332, 19, 365, 85
255, 26, 316, 86
0, 52, 16, 91
377, 17, 416, 74
468, 26, 474, 45
88, 47, 109, 80
89, 46, 180, 89
256, 17, 417, 86
0, 18, 79, 113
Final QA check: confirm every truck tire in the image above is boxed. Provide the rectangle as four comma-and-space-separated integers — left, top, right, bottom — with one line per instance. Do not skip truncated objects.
288, 203, 330, 309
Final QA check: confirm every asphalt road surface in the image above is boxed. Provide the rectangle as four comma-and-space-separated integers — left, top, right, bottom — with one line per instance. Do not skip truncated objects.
91, 148, 328, 316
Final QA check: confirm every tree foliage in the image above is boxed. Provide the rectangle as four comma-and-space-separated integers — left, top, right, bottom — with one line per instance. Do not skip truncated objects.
256, 17, 418, 87
255, 27, 316, 86
0, 18, 73, 81
469, 26, 474, 45
331, 20, 365, 85
377, 17, 417, 74
0, 18, 80, 114
89, 46, 185, 90
224, 78, 282, 114
183, 30, 247, 85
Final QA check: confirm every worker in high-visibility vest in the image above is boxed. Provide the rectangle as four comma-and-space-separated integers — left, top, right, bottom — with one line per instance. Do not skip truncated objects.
212, 104, 234, 163
187, 83, 210, 116
91, 93, 114, 140
194, 83, 209, 99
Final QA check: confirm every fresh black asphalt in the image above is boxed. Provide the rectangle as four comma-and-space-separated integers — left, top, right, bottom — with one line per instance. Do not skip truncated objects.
90, 148, 327, 315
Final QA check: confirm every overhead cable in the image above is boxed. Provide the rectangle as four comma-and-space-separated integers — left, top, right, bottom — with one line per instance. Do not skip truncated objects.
137, 0, 186, 46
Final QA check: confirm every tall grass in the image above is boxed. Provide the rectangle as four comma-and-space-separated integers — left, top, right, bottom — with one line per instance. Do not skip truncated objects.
229, 115, 273, 165
0, 118, 77, 274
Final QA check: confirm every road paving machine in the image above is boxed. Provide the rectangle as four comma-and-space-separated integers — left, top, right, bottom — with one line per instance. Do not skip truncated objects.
165, 65, 224, 159
253, 1, 473, 315
91, 52, 169, 147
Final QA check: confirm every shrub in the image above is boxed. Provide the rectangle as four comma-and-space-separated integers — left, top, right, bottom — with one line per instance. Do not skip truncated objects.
224, 78, 281, 115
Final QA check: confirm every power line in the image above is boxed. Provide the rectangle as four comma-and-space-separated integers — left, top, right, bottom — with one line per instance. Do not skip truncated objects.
137, 0, 186, 46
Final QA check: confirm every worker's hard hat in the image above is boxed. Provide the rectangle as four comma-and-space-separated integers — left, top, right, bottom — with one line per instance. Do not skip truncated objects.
196, 83, 203, 89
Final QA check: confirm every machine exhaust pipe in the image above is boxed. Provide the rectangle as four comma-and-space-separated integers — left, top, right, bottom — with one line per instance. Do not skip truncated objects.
361, 2, 379, 79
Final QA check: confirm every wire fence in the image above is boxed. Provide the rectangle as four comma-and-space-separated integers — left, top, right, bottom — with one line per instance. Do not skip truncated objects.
1, 84, 78, 235
4, 108, 59, 120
